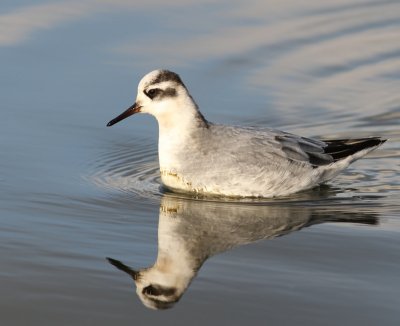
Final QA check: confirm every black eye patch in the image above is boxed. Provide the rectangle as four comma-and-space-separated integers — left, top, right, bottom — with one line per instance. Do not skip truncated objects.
145, 88, 161, 99
163, 87, 177, 97
144, 87, 177, 100
142, 285, 177, 297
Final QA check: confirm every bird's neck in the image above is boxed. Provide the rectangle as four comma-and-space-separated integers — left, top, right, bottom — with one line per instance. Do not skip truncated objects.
157, 97, 208, 133
157, 99, 208, 172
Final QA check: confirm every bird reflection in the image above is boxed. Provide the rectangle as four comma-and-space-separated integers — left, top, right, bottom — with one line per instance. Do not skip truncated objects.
107, 194, 377, 310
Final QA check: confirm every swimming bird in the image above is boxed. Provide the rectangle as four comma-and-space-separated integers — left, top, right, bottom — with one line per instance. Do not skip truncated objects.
107, 69, 386, 198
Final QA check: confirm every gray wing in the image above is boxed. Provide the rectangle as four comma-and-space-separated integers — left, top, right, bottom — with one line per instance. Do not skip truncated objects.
208, 125, 333, 167
245, 127, 385, 167
267, 132, 334, 166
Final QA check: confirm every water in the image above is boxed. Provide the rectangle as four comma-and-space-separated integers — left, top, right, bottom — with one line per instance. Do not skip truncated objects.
1, 0, 400, 324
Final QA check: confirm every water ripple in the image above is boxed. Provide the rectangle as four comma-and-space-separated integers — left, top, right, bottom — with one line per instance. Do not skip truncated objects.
86, 138, 162, 200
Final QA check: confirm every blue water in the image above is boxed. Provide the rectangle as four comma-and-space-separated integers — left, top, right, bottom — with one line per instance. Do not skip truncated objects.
1, 1, 400, 325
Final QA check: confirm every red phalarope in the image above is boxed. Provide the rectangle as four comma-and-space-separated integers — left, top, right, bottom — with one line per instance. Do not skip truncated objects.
107, 69, 386, 198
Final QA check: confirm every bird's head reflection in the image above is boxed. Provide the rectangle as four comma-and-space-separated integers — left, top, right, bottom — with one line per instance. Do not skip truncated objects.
107, 194, 378, 310
107, 257, 181, 310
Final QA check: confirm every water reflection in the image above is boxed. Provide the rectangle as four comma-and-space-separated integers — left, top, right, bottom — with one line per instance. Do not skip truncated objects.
107, 193, 377, 310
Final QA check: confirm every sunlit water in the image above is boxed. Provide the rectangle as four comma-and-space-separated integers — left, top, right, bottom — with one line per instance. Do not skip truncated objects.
1, 0, 400, 325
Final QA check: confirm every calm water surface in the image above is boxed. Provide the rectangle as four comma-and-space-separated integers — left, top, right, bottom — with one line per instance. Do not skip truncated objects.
1, 0, 400, 325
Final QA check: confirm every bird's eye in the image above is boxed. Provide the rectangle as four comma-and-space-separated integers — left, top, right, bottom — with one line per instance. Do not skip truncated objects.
146, 88, 160, 99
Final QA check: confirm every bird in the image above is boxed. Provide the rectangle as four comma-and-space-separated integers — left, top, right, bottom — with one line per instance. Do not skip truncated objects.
107, 69, 386, 198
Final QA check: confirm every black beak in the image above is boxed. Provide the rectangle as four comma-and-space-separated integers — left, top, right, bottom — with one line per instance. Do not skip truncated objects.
106, 257, 140, 280
107, 103, 141, 127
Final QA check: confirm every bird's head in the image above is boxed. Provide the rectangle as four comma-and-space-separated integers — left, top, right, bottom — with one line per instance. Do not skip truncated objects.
107, 69, 196, 127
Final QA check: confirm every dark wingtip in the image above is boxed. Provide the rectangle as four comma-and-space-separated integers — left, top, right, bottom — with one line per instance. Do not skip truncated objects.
106, 121, 113, 127
371, 137, 388, 149
369, 137, 387, 145
363, 137, 387, 148
322, 136, 387, 161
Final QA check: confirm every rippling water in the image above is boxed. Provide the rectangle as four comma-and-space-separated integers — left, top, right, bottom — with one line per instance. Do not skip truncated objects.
1, 0, 400, 325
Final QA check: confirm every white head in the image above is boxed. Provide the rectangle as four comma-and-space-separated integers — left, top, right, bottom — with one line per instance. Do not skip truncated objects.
107, 69, 207, 129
